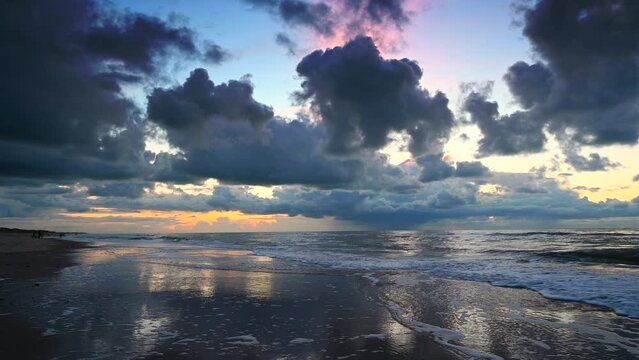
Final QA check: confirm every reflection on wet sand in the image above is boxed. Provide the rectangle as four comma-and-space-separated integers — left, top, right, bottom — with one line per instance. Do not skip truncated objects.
0, 245, 456, 359
381, 314, 415, 351
132, 304, 174, 354
8, 237, 637, 359
138, 262, 217, 297
376, 272, 639, 359
448, 305, 491, 351
77, 244, 151, 264
244, 271, 274, 300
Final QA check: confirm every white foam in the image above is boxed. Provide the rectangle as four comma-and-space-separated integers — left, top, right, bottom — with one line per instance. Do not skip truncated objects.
384, 300, 503, 360
226, 335, 259, 346
351, 333, 386, 340
289, 337, 314, 344
254, 247, 639, 318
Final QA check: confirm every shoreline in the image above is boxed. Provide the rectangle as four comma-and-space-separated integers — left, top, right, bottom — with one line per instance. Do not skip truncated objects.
1, 233, 638, 359
0, 242, 460, 359
0, 231, 89, 280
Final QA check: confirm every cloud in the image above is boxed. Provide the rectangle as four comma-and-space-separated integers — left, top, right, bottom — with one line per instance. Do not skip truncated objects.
563, 150, 620, 172
87, 183, 147, 199
2, 171, 638, 230
417, 154, 490, 183
147, 67, 376, 187
521, 0, 639, 146
203, 173, 639, 228
428, 190, 473, 209
455, 161, 491, 178
202, 42, 231, 64
0, 0, 210, 183
244, 0, 421, 51
572, 186, 600, 193
417, 154, 454, 182
462, 89, 546, 156
148, 68, 273, 135
152, 117, 367, 187
82, 11, 198, 74
515, 185, 548, 194
246, 0, 334, 35
275, 32, 299, 55
633, 174, 639, 182
465, 1, 639, 157
504, 61, 553, 109
146, 37, 456, 189
296, 36, 454, 156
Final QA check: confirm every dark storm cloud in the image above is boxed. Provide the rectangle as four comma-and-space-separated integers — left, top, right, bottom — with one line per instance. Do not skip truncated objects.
0, 0, 210, 183
82, 12, 198, 74
152, 117, 365, 187
515, 185, 548, 194
417, 155, 454, 182
244, 0, 411, 38
462, 91, 546, 156
279, 0, 334, 35
0, 141, 143, 181
146, 37, 457, 189
147, 68, 365, 187
246, 0, 334, 35
634, 175, 639, 182
428, 190, 473, 209
147, 68, 273, 132
296, 36, 454, 156
202, 42, 232, 64
455, 161, 491, 178
87, 183, 147, 199
504, 61, 553, 110
363, 0, 409, 25
202, 173, 639, 228
275, 32, 299, 55
521, 0, 639, 146
564, 151, 619, 172
411, 154, 490, 183
469, 0, 639, 157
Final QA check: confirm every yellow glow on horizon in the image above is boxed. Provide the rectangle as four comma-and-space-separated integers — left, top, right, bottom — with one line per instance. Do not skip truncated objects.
149, 179, 219, 196
247, 185, 277, 199
62, 208, 286, 231
478, 183, 506, 195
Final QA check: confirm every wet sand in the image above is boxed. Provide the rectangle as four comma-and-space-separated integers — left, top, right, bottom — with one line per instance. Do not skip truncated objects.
371, 271, 639, 359
1, 236, 638, 359
0, 241, 458, 359
0, 231, 88, 280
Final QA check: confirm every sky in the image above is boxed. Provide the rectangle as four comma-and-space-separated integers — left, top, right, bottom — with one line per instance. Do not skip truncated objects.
1, 0, 639, 233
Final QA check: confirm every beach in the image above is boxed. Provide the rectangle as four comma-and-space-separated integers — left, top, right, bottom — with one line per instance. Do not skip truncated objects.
0, 230, 88, 280
0, 231, 638, 359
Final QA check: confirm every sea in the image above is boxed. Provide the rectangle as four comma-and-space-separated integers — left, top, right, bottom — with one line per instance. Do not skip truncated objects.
68, 229, 639, 318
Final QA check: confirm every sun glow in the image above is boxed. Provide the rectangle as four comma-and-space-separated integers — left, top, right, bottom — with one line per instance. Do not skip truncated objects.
62, 208, 285, 232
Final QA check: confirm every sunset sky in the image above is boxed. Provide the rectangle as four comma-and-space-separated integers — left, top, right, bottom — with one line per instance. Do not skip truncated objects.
2, 0, 638, 232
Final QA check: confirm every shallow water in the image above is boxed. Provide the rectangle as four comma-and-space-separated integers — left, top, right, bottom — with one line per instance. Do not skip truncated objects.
70, 230, 639, 317
0, 245, 456, 359
2, 232, 639, 359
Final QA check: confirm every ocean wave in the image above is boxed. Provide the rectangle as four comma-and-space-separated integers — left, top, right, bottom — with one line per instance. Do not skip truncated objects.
488, 231, 638, 237
538, 248, 639, 266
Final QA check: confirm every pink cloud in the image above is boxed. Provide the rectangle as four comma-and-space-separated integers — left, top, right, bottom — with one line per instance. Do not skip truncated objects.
309, 0, 431, 53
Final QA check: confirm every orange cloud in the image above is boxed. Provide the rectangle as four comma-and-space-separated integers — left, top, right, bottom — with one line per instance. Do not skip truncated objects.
63, 208, 284, 232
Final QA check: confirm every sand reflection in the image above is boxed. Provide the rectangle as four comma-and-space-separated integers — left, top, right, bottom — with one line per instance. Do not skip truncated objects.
77, 245, 151, 265
447, 305, 491, 349
132, 304, 174, 354
244, 271, 274, 300
382, 312, 416, 350
137, 263, 217, 297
